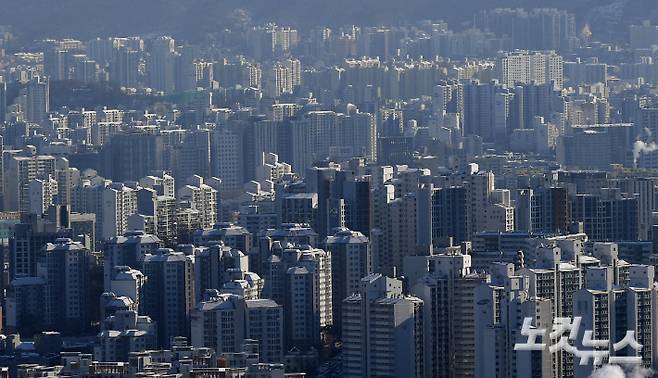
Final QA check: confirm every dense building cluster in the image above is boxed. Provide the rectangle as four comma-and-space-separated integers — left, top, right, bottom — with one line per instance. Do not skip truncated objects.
1, 5, 658, 378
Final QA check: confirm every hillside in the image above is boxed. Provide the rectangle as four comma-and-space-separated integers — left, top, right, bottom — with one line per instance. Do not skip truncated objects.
0, 0, 655, 42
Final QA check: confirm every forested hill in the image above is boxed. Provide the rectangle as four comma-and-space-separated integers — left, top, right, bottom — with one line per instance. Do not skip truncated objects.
0, 0, 656, 42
